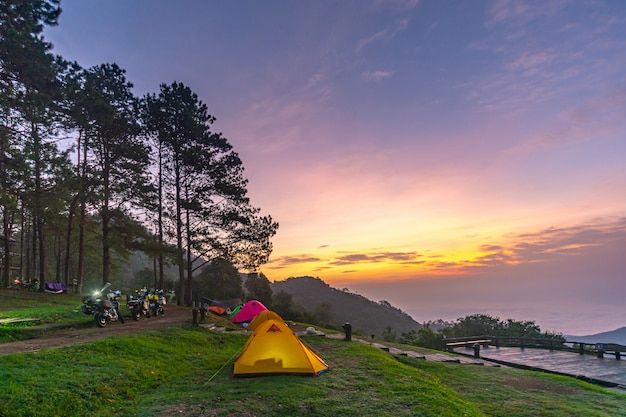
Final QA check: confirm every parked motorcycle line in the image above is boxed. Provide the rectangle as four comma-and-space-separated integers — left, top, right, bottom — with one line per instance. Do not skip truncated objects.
148, 290, 166, 317
128, 293, 151, 320
81, 282, 112, 315
93, 290, 125, 327
80, 283, 125, 327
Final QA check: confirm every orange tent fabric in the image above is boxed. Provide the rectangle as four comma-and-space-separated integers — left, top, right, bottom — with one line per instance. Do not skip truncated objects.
246, 310, 284, 331
233, 319, 329, 376
208, 305, 227, 315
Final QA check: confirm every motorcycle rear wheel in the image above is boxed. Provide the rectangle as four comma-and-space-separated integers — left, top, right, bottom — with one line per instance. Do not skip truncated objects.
131, 309, 140, 321
118, 309, 125, 324
94, 313, 107, 328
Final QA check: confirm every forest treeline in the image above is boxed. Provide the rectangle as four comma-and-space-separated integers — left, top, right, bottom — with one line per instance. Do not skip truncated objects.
0, 1, 278, 305
398, 313, 566, 350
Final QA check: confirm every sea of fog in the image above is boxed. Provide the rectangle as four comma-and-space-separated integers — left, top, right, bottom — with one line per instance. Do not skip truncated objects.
403, 304, 623, 337
349, 281, 625, 337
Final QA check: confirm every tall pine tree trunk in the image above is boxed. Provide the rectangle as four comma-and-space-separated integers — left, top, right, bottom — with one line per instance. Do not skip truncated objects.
77, 134, 88, 294
64, 195, 78, 285
54, 232, 61, 282
33, 123, 46, 289
175, 159, 185, 306
158, 144, 164, 290
64, 129, 83, 288
0, 128, 10, 286
102, 173, 110, 286
37, 216, 45, 288
185, 185, 193, 305
2, 211, 11, 287
77, 197, 86, 293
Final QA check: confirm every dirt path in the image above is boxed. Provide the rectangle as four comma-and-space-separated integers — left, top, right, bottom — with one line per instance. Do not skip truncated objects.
0, 304, 192, 357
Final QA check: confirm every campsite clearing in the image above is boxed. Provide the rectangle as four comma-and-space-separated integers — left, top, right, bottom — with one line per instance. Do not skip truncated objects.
1, 290, 625, 417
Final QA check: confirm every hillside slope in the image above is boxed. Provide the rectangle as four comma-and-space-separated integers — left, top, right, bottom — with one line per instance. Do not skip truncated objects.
566, 326, 626, 345
272, 276, 421, 338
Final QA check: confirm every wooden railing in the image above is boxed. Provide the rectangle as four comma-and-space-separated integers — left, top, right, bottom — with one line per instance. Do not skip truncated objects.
444, 335, 626, 359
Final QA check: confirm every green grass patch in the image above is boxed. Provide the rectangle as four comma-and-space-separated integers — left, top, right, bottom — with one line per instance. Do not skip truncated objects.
0, 291, 91, 342
0, 291, 86, 322
0, 328, 484, 417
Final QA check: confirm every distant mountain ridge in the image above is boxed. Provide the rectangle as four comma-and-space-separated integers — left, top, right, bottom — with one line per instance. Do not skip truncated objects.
565, 326, 626, 346
271, 276, 421, 338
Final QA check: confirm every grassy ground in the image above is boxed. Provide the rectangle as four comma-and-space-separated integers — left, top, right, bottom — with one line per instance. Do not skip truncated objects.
0, 289, 625, 417
0, 328, 482, 417
0, 290, 90, 342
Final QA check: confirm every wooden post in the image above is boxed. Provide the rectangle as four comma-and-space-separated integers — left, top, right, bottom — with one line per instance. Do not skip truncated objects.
192, 301, 199, 326
342, 322, 352, 341
473, 343, 480, 358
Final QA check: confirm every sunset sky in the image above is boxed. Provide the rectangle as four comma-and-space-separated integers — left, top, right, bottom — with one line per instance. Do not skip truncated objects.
45, 0, 626, 335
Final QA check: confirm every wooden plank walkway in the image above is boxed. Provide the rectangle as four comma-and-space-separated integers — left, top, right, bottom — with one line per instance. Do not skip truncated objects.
452, 346, 626, 389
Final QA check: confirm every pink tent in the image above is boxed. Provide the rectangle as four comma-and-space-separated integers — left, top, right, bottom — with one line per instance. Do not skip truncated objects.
230, 300, 268, 323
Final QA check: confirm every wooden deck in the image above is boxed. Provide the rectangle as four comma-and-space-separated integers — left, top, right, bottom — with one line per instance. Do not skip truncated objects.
452, 345, 626, 389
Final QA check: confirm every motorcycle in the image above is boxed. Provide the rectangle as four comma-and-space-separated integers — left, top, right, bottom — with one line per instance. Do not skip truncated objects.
128, 291, 151, 320
81, 282, 111, 315
93, 290, 125, 327
148, 290, 166, 317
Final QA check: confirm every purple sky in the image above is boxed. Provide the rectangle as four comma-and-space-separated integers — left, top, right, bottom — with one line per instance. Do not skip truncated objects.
45, 0, 626, 335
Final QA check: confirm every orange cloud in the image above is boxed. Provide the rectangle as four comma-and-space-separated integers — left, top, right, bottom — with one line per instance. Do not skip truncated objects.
263, 217, 626, 285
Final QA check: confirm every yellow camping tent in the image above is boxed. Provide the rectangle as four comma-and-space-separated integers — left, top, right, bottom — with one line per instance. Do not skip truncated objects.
246, 310, 284, 331
233, 319, 329, 376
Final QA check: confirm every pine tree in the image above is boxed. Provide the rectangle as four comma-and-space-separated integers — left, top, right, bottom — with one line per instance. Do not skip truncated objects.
0, 0, 63, 287
144, 82, 278, 305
